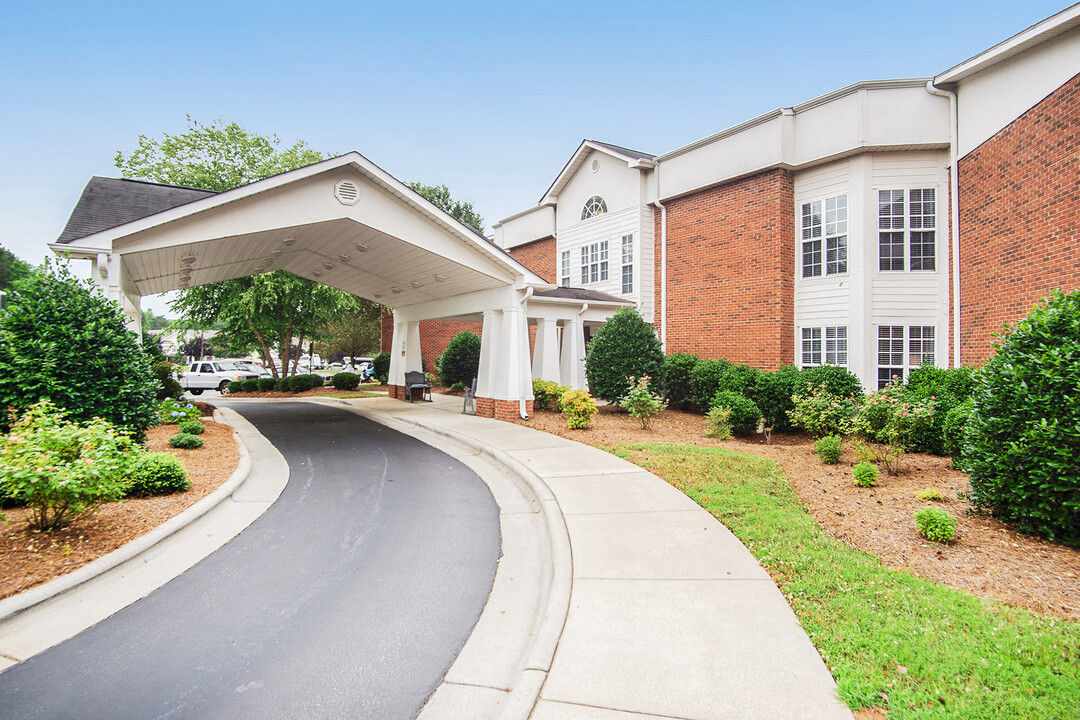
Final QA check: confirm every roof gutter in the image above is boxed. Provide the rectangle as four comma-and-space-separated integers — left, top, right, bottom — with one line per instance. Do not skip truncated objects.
925, 79, 962, 369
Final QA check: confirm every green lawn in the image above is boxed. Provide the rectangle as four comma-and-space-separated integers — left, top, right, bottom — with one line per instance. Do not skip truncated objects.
311, 391, 383, 399
618, 442, 1080, 719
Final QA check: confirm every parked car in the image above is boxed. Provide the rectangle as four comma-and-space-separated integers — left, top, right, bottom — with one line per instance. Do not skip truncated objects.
234, 361, 272, 378
177, 361, 260, 395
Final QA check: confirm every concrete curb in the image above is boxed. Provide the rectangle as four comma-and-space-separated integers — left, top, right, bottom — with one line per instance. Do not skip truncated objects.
314, 399, 571, 720
0, 410, 253, 625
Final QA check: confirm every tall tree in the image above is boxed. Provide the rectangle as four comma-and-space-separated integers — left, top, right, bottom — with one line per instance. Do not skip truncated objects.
117, 119, 356, 375
408, 182, 484, 233
315, 301, 382, 363
0, 246, 32, 294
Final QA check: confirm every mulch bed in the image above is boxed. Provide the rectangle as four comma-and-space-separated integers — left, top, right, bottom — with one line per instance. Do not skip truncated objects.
512, 404, 1080, 622
0, 416, 239, 601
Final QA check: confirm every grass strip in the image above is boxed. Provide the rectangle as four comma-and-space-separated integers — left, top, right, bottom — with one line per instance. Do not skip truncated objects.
619, 442, 1080, 719
311, 392, 383, 399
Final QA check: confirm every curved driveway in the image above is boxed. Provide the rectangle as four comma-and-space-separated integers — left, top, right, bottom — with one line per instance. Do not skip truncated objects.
0, 402, 500, 720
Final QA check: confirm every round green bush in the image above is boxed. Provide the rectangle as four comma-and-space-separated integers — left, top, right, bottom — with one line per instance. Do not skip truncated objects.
331, 372, 361, 390
756, 365, 801, 431
915, 507, 957, 543
151, 360, 183, 401
178, 420, 205, 435
658, 353, 699, 410
689, 358, 733, 409
240, 378, 260, 393
799, 365, 864, 398
277, 376, 293, 392
710, 390, 761, 432
0, 263, 157, 436
127, 452, 190, 496
584, 308, 664, 403
852, 461, 878, 487
716, 363, 762, 399
373, 352, 391, 384
435, 332, 481, 388
942, 399, 974, 467
964, 290, 1080, 544
226, 380, 244, 393
169, 432, 204, 449
814, 435, 843, 464
257, 378, 276, 392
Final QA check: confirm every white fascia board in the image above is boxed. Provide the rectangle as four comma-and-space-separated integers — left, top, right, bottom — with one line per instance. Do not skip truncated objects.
49, 240, 112, 258
936, 3, 1080, 84
539, 140, 656, 206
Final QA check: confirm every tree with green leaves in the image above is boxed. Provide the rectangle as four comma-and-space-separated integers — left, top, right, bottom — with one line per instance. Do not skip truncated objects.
315, 301, 382, 363
408, 182, 484, 233
0, 246, 32, 294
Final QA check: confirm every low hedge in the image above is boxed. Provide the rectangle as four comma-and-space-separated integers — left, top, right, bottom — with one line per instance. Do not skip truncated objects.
127, 452, 190, 496
331, 372, 361, 391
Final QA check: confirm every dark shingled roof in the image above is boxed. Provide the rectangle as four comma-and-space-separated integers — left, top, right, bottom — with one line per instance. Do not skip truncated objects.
533, 287, 632, 304
56, 177, 217, 244
586, 140, 656, 162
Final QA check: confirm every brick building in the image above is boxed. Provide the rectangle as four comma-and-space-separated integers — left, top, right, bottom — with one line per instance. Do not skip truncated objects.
474, 5, 1079, 392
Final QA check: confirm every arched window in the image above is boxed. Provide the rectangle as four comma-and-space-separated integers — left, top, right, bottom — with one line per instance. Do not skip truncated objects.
581, 196, 608, 220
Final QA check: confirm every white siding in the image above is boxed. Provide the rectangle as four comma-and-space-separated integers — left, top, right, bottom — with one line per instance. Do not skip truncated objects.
558, 206, 639, 300
556, 151, 640, 234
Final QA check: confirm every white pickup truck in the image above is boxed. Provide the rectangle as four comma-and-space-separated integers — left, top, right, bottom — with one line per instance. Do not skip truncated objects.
177, 360, 260, 395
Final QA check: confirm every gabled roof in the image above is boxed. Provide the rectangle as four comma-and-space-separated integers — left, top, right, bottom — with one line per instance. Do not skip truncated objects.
56, 178, 216, 244
936, 2, 1080, 84
540, 139, 656, 206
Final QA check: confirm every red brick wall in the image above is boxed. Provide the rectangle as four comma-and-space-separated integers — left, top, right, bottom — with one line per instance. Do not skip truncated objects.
508, 236, 557, 283
654, 169, 795, 368
958, 71, 1080, 364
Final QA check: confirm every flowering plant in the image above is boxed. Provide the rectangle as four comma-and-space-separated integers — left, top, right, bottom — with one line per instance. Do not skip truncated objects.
158, 398, 200, 425
618, 375, 668, 429
850, 379, 935, 475
787, 382, 860, 438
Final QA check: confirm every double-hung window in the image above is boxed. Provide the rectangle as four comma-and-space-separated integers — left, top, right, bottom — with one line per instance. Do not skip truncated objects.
620, 234, 633, 294
878, 189, 936, 271
560, 251, 571, 287
877, 325, 935, 388
802, 195, 847, 277
801, 326, 847, 368
580, 241, 608, 284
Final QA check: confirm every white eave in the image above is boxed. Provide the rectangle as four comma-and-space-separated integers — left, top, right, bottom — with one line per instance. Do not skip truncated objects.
935, 3, 1080, 84
540, 140, 657, 207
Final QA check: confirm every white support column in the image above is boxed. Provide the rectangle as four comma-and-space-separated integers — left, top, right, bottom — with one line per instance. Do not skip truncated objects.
387, 316, 406, 387
532, 318, 561, 382
404, 321, 422, 373
560, 317, 588, 390
476, 309, 500, 399
90, 252, 142, 333
494, 306, 529, 401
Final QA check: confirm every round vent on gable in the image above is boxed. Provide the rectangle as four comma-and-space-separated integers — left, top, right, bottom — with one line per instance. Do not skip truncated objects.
334, 179, 361, 205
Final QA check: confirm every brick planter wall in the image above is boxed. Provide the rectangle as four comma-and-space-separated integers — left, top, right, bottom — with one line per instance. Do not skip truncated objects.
958, 71, 1080, 364
654, 169, 795, 368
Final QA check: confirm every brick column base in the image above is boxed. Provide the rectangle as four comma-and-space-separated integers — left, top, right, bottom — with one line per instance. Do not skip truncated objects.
387, 384, 403, 400
475, 397, 533, 421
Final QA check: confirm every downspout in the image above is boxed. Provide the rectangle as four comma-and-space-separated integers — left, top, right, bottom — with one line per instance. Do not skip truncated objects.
519, 286, 534, 419
926, 79, 961, 368
651, 165, 668, 351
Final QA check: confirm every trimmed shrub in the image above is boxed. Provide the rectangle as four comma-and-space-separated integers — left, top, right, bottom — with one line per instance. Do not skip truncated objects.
0, 400, 136, 530
151, 361, 183, 401
799, 365, 863, 399
533, 379, 568, 411
789, 383, 859, 438
964, 290, 1080, 544
942, 399, 974, 467
658, 353, 699, 410
710, 390, 761, 433
689, 358, 732, 409
127, 452, 190, 496
585, 308, 664, 403
160, 398, 200, 424
814, 435, 843, 464
704, 406, 733, 440
435, 332, 481, 388
915, 507, 957, 543
915, 487, 947, 502
619, 375, 668, 429
0, 263, 157, 435
373, 352, 391, 384
227, 380, 243, 393
850, 380, 935, 475
178, 420, 205, 435
755, 365, 801, 432
904, 366, 976, 455
169, 433, 204, 449
257, 378, 276, 392
240, 378, 260, 393
560, 388, 598, 429
716, 363, 762, 399
852, 461, 878, 488
331, 372, 362, 391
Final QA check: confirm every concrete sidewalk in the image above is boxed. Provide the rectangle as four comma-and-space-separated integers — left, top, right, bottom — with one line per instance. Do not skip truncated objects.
334, 394, 853, 720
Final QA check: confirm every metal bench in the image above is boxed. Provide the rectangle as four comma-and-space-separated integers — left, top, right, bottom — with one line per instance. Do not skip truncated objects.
403, 371, 432, 402
462, 377, 477, 415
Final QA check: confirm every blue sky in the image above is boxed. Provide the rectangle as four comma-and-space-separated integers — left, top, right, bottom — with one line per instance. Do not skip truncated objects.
0, 1, 1071, 313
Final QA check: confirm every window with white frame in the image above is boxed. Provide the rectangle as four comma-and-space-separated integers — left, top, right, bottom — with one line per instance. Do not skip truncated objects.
581, 196, 608, 220
877, 325, 935, 388
801, 326, 847, 368
802, 195, 847, 277
580, 241, 608, 284
878, 188, 936, 272
560, 250, 571, 288
620, 234, 633, 294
